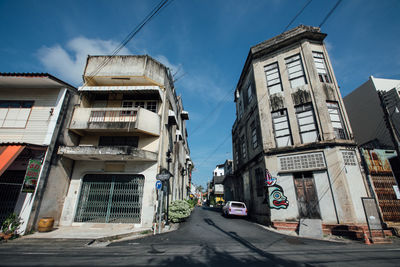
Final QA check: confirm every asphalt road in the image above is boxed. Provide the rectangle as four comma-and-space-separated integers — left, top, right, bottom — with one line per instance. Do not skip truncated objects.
1, 207, 400, 266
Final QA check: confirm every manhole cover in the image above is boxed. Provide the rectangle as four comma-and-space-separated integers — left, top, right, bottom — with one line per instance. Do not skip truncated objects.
285, 237, 304, 245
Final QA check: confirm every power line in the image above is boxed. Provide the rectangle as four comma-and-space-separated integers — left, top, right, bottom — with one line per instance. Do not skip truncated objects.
283, 0, 313, 33
319, 0, 342, 28
82, 0, 174, 88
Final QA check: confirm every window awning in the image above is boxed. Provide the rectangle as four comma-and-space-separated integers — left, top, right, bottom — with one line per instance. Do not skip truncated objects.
78, 86, 163, 100
0, 145, 25, 176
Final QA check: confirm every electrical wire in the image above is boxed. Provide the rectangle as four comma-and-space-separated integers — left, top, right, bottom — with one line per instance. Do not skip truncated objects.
82, 0, 173, 88
282, 0, 313, 33
319, 0, 342, 28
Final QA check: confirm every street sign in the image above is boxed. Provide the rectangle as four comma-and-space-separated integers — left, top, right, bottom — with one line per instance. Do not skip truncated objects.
155, 180, 162, 190
156, 173, 171, 181
156, 168, 172, 181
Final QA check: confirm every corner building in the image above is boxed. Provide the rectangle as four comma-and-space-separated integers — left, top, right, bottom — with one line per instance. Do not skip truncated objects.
59, 55, 191, 228
232, 25, 368, 230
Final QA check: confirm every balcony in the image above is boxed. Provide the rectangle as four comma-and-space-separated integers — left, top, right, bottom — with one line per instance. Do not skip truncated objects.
58, 146, 158, 162
69, 107, 160, 136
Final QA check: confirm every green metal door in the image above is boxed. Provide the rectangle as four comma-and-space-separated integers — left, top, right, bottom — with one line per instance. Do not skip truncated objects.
74, 174, 145, 223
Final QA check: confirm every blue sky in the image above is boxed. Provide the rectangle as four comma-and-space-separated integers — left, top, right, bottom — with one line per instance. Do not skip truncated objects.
1, 0, 400, 188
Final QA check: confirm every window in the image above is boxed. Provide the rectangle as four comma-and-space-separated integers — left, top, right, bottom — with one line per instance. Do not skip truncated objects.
99, 136, 139, 147
313, 52, 331, 83
265, 62, 283, 94
272, 109, 292, 147
134, 101, 145, 108
251, 121, 258, 149
122, 101, 158, 115
241, 135, 247, 159
238, 100, 243, 119
146, 101, 157, 113
327, 102, 347, 139
0, 100, 34, 128
295, 104, 319, 144
234, 141, 239, 165
285, 54, 307, 88
247, 83, 253, 103
255, 168, 264, 197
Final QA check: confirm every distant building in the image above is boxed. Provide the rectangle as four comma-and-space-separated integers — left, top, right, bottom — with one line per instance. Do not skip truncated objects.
343, 76, 400, 150
231, 25, 368, 230
0, 73, 77, 233
209, 160, 233, 204
58, 55, 192, 228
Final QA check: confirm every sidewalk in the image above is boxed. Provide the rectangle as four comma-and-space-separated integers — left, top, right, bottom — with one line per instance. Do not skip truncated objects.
23, 224, 153, 241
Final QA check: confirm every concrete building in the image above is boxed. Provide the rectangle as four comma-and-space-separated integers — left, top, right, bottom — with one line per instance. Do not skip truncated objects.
0, 73, 77, 233
344, 77, 400, 225
58, 55, 191, 229
231, 25, 369, 231
343, 76, 400, 150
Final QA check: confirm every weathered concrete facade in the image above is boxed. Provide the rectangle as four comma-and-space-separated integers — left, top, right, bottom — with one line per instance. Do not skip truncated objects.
231, 25, 368, 228
0, 73, 77, 233
59, 55, 192, 228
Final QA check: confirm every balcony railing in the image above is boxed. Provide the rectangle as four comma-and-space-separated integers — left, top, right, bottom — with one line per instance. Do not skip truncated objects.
88, 108, 138, 123
69, 107, 160, 136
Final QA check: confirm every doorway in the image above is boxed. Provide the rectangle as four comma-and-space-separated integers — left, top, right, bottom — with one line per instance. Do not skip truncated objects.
293, 171, 321, 219
74, 174, 145, 223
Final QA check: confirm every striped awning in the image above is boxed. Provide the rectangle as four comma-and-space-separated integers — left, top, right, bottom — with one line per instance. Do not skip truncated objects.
0, 145, 25, 176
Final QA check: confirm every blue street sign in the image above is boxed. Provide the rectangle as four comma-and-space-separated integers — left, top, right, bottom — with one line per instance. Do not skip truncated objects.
155, 180, 162, 190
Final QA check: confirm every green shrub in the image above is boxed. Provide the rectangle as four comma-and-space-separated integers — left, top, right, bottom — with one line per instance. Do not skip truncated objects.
169, 200, 191, 223
1, 213, 22, 235
186, 198, 197, 209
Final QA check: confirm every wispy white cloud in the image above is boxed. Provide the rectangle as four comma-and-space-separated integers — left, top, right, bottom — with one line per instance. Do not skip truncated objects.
37, 36, 131, 85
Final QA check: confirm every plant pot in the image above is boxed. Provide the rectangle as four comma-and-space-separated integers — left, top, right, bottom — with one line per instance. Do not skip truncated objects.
0, 232, 13, 242
38, 217, 54, 232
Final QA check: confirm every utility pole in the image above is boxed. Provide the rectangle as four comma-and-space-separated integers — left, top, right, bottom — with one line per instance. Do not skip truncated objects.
166, 150, 172, 225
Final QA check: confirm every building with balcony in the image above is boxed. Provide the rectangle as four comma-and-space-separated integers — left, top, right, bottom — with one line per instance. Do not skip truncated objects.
0, 73, 77, 233
59, 55, 192, 228
231, 25, 369, 231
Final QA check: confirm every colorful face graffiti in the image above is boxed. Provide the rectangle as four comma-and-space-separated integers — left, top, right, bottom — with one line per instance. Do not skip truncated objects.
269, 185, 289, 209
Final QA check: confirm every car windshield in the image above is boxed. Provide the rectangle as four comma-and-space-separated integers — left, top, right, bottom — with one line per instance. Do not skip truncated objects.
231, 203, 245, 208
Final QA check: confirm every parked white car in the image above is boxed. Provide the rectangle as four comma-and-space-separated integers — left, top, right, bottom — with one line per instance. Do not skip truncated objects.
222, 201, 247, 217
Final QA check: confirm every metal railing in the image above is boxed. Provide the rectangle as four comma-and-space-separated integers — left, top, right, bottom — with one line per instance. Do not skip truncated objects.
88, 107, 138, 123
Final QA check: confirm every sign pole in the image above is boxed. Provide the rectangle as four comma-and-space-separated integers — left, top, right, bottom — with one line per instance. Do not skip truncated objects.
159, 189, 163, 234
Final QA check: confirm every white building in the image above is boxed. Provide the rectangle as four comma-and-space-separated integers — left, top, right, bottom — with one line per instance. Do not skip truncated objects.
0, 73, 77, 233
58, 55, 191, 229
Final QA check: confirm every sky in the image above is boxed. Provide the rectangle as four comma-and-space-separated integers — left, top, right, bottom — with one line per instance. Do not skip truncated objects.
1, 0, 400, 188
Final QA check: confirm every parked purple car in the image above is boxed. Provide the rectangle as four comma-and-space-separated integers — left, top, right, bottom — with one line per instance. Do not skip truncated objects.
222, 201, 247, 217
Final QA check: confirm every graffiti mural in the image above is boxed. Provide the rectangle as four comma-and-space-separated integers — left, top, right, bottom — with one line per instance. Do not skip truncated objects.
269, 185, 289, 209
264, 169, 289, 209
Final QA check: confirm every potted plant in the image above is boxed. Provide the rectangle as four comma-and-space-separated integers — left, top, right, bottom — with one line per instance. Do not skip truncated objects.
0, 213, 22, 242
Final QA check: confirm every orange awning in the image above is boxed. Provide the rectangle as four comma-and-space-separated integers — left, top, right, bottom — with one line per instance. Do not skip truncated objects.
0, 145, 25, 176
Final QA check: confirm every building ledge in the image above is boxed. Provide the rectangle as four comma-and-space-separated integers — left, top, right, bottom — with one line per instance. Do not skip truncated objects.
264, 140, 357, 156
58, 146, 158, 161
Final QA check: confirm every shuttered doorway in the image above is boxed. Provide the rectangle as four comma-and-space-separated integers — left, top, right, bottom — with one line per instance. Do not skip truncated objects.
74, 174, 145, 223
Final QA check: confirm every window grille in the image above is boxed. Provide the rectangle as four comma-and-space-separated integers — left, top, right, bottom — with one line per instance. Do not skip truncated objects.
74, 174, 145, 224
272, 109, 292, 147
342, 151, 357, 166
279, 152, 326, 171
313, 52, 331, 83
295, 104, 319, 144
285, 54, 307, 88
265, 62, 283, 94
